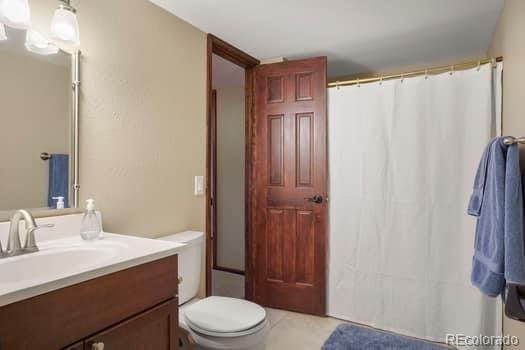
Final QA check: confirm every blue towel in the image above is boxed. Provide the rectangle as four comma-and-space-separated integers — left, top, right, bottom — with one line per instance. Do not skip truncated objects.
468, 137, 525, 298
48, 154, 69, 209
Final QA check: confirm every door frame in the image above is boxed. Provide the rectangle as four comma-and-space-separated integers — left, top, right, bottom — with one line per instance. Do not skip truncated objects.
206, 34, 259, 297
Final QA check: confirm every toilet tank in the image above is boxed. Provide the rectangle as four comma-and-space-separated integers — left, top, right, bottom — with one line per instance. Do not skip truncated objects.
158, 231, 204, 305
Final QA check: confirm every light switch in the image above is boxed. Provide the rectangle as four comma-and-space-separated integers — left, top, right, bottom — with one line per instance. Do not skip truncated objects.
194, 176, 204, 196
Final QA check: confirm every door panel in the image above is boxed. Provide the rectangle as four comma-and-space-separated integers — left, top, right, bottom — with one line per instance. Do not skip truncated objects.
268, 115, 285, 186
296, 210, 315, 285
296, 113, 313, 186
252, 57, 327, 315
266, 208, 285, 281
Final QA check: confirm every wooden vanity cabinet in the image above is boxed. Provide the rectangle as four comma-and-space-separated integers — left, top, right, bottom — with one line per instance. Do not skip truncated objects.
63, 343, 84, 350
0, 255, 179, 350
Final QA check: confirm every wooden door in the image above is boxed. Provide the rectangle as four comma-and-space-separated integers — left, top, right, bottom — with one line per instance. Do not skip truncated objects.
85, 299, 178, 350
252, 57, 327, 315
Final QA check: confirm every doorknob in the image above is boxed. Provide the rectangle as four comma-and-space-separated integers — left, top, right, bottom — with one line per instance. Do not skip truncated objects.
305, 195, 323, 204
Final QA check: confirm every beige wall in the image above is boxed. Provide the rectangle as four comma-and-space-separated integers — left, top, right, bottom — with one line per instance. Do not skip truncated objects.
489, 0, 525, 140
216, 87, 245, 271
488, 0, 525, 347
30, 0, 207, 295
0, 50, 70, 210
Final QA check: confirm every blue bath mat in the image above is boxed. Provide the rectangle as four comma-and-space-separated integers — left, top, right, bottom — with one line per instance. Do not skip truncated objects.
322, 324, 451, 350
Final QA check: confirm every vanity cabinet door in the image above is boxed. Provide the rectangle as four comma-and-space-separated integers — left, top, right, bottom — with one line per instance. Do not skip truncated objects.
85, 299, 178, 350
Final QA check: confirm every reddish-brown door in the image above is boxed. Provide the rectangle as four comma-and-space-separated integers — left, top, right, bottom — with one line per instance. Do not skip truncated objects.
251, 57, 327, 315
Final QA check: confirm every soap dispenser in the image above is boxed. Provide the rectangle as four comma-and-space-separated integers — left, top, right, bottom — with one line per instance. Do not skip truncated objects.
52, 196, 65, 209
80, 199, 103, 241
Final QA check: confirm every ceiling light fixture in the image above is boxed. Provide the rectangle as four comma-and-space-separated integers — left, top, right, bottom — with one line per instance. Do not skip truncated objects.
0, 0, 31, 29
25, 29, 59, 55
50, 0, 79, 46
0, 23, 7, 40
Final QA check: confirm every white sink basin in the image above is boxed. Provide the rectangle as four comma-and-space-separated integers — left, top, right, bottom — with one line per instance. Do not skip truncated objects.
0, 233, 185, 307
0, 243, 122, 284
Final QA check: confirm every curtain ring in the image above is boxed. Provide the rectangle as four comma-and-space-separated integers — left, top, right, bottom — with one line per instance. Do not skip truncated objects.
379, 76, 383, 85
400, 74, 405, 83
491, 57, 497, 68
476, 60, 481, 71
357, 77, 360, 88
424, 69, 429, 80
336, 81, 341, 90
449, 65, 454, 75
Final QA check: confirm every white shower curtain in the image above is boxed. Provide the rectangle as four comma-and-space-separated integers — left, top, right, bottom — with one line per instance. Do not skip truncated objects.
328, 63, 503, 347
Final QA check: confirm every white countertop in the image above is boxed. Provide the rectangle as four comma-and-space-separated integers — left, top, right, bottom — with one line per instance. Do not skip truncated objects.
0, 232, 185, 307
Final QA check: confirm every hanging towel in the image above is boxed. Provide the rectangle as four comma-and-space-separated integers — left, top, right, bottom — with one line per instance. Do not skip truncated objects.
48, 154, 69, 208
468, 137, 525, 298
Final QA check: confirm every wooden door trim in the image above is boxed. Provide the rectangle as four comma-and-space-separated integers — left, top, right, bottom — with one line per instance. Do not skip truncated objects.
209, 88, 219, 273
208, 34, 259, 68
206, 34, 259, 297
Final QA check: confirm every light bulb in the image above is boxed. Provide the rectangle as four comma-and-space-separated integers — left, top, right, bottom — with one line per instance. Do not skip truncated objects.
0, 0, 31, 29
25, 29, 59, 55
0, 23, 6, 40
50, 2, 79, 45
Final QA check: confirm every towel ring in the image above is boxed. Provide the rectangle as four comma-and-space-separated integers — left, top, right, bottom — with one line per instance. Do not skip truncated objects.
40, 152, 52, 161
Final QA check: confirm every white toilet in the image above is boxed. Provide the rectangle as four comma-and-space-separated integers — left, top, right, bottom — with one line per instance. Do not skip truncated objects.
159, 231, 269, 350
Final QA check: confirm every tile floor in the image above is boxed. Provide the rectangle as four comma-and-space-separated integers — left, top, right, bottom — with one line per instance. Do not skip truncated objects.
265, 307, 344, 349
211, 270, 451, 349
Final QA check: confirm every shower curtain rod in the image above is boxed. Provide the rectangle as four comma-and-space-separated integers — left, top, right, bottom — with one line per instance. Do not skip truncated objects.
328, 56, 503, 88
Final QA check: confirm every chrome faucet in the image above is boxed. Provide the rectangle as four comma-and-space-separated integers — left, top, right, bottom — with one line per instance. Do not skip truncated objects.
0, 210, 54, 258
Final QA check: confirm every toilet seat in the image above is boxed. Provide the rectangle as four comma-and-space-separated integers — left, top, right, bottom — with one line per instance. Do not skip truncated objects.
184, 296, 267, 338
186, 317, 268, 338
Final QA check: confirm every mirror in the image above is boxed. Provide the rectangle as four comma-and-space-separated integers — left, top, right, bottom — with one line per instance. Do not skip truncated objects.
0, 25, 78, 212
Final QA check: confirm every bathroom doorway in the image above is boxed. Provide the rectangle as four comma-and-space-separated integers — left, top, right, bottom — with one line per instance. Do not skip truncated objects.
206, 35, 259, 299
210, 54, 245, 297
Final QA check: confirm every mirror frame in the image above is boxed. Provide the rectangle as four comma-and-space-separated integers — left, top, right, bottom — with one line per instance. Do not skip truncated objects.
0, 50, 82, 221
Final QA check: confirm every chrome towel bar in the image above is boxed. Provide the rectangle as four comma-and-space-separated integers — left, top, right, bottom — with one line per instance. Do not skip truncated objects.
503, 136, 525, 145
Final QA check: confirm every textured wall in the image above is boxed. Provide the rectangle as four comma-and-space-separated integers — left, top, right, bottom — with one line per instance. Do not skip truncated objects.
216, 87, 245, 271
30, 0, 207, 294
488, 0, 525, 346
489, 0, 525, 138
0, 50, 70, 210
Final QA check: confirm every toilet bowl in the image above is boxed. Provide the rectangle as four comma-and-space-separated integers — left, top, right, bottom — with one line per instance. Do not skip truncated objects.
180, 296, 270, 350
159, 231, 269, 350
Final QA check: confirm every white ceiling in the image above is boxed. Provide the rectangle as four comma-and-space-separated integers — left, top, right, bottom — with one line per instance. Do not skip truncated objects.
150, 0, 503, 77
212, 54, 245, 89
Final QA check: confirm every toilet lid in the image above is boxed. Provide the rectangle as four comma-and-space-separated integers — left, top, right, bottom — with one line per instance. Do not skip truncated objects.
184, 296, 266, 335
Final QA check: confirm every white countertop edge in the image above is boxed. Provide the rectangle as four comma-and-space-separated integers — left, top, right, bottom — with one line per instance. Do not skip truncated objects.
0, 243, 182, 308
